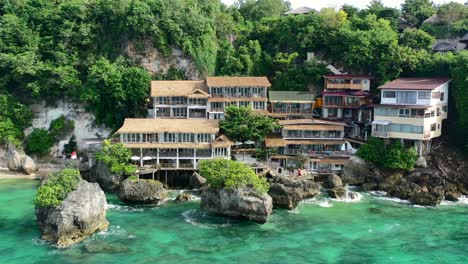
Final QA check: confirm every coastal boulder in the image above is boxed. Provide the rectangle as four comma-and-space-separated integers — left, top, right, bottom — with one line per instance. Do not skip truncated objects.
20, 156, 38, 175
444, 183, 461, 202
89, 160, 125, 191
268, 176, 321, 209
342, 156, 371, 185
328, 187, 346, 200
200, 186, 273, 224
175, 192, 192, 202
118, 179, 167, 204
409, 189, 444, 206
190, 172, 206, 189
35, 180, 109, 248
6, 146, 23, 172
326, 174, 343, 189
387, 181, 422, 200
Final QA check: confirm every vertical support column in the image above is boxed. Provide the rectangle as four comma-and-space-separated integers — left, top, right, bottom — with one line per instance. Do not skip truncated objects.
186, 106, 189, 119
193, 149, 197, 169
176, 148, 179, 169
157, 149, 160, 167
140, 148, 143, 167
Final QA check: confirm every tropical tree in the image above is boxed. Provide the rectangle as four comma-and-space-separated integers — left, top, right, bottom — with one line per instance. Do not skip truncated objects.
402, 0, 436, 27
220, 105, 281, 143
95, 140, 137, 175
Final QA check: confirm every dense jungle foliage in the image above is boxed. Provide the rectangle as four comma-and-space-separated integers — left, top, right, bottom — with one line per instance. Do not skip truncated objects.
0, 0, 467, 152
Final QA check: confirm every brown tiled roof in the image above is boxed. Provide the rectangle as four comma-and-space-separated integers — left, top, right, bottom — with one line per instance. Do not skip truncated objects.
208, 97, 268, 102
116, 118, 219, 134
282, 124, 344, 131
122, 143, 211, 149
151, 80, 209, 97
278, 118, 347, 127
378, 78, 451, 90
206, 76, 271, 87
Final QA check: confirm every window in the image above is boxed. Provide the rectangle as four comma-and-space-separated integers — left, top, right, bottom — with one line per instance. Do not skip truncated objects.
440, 92, 445, 101
431, 111, 435, 117
164, 133, 176, 143
327, 108, 339, 118
399, 109, 410, 117
442, 105, 448, 113
418, 92, 431, 99
375, 107, 398, 116
253, 101, 265, 110
437, 124, 441, 130
197, 133, 211, 143
383, 91, 396, 98
157, 97, 170, 105
324, 96, 342, 106
389, 124, 423, 134
173, 108, 187, 117
436, 108, 440, 116
352, 79, 361, 84
396, 91, 417, 104
431, 124, 436, 131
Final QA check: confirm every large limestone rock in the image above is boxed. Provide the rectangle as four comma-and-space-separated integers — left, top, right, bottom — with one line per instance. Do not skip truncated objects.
268, 176, 321, 209
326, 174, 343, 189
387, 181, 422, 200
118, 179, 168, 204
35, 180, 109, 248
415, 156, 428, 168
328, 187, 347, 200
190, 172, 207, 189
20, 156, 38, 175
175, 192, 193, 202
342, 155, 372, 185
6, 144, 23, 171
409, 187, 444, 206
89, 160, 125, 191
200, 186, 273, 224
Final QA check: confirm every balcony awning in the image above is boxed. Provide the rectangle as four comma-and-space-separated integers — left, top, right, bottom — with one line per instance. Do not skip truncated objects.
371, 120, 391, 125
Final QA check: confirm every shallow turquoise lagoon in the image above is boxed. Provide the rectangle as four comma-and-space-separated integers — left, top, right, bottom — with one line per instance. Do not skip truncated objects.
1, 179, 467, 264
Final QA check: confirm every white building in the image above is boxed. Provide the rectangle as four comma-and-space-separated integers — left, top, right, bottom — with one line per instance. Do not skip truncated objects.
372, 77, 451, 155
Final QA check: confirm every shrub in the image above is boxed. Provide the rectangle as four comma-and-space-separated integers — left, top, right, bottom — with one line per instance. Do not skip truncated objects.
127, 175, 138, 181
0, 118, 23, 146
62, 135, 77, 156
49, 115, 75, 139
25, 128, 54, 156
199, 159, 269, 194
34, 168, 81, 208
96, 140, 137, 175
357, 138, 418, 170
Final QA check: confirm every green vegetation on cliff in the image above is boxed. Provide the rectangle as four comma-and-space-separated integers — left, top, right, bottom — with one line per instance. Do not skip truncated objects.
96, 140, 137, 175
35, 168, 81, 208
357, 138, 418, 170
199, 159, 269, 194
0, 0, 467, 153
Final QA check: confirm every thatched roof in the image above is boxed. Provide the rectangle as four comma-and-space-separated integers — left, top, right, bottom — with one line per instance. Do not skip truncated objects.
122, 143, 211, 149
211, 135, 233, 147
206, 76, 271, 87
116, 118, 219, 134
151, 80, 209, 97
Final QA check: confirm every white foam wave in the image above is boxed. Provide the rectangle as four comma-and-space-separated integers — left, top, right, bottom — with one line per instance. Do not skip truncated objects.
107, 204, 144, 212
372, 195, 411, 204
182, 209, 232, 229
302, 197, 334, 207
440, 195, 468, 206
330, 192, 363, 203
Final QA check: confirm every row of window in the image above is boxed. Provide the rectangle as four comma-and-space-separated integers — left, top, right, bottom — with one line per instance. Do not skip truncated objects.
327, 79, 368, 84
210, 87, 266, 97
155, 97, 208, 105
209, 101, 265, 110
374, 124, 423, 134
285, 130, 342, 138
121, 133, 213, 143
382, 91, 445, 104
375, 106, 447, 118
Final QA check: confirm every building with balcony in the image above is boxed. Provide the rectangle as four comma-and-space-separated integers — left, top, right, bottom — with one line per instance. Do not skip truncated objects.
371, 77, 451, 155
206, 76, 270, 119
152, 80, 210, 119
268, 91, 315, 120
265, 119, 353, 174
116, 119, 232, 170
321, 74, 373, 140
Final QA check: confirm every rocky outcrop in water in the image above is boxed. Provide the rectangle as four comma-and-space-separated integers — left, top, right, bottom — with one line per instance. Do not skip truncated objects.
88, 160, 125, 191
175, 192, 193, 202
118, 179, 168, 204
200, 186, 273, 224
20, 156, 38, 175
343, 144, 468, 206
190, 172, 206, 189
35, 180, 109, 248
268, 176, 321, 209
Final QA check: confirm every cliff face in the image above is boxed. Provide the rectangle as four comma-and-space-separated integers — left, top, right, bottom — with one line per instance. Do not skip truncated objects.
126, 41, 201, 79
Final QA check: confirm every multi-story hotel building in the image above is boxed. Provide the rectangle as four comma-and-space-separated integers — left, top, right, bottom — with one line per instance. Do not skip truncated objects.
372, 77, 451, 155
151, 77, 270, 120
265, 119, 353, 175
116, 119, 231, 170
321, 74, 373, 139
268, 91, 315, 120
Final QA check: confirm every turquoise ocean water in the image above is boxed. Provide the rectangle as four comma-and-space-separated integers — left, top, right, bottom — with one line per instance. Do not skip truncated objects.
0, 179, 467, 264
